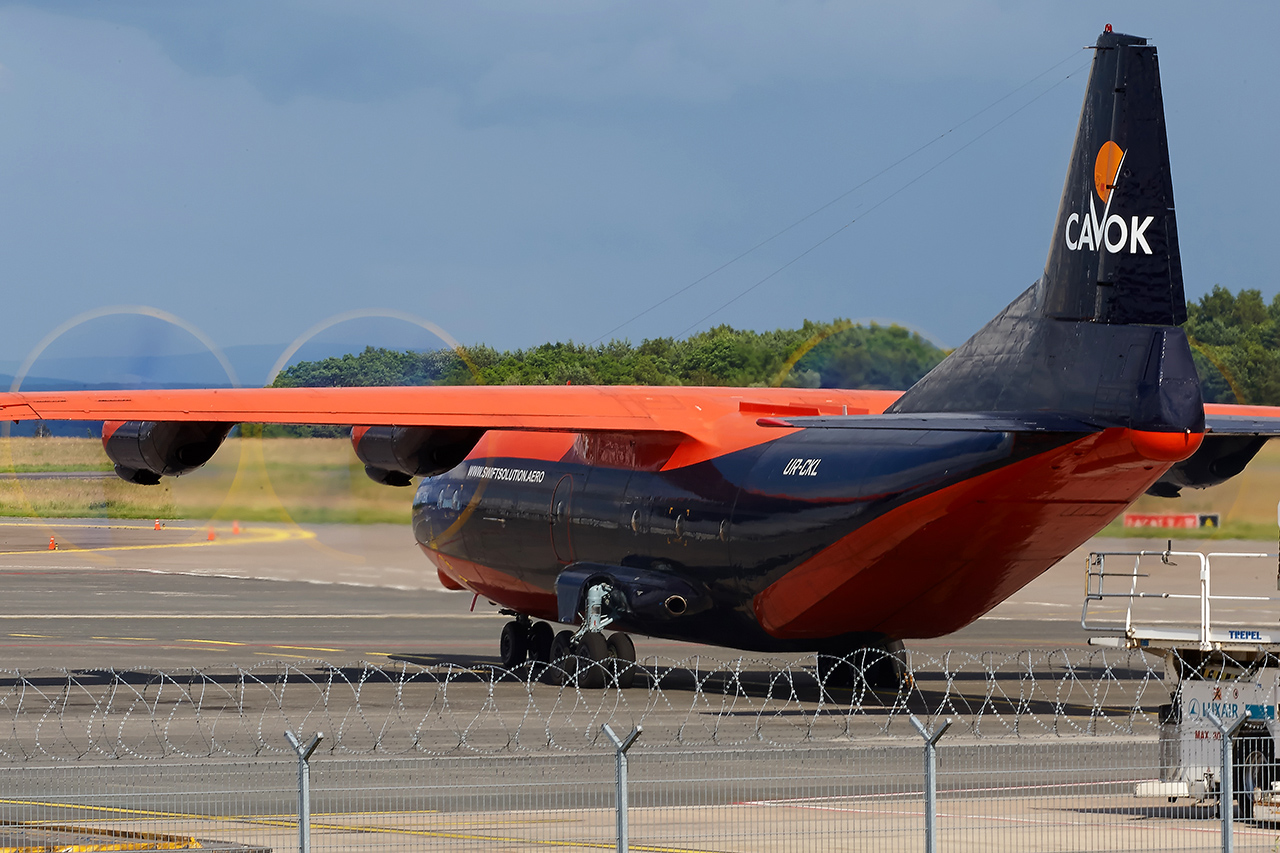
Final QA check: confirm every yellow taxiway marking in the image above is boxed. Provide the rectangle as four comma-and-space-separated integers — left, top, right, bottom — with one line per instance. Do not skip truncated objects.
0, 797, 262, 821
0, 798, 380, 824
254, 652, 317, 660
272, 644, 343, 652
8, 633, 53, 638
0, 799, 717, 852
365, 651, 391, 657
180, 639, 243, 646
0, 799, 711, 850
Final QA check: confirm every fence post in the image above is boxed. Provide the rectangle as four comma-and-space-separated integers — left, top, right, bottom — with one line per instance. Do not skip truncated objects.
1206, 709, 1250, 853
285, 729, 324, 853
603, 724, 642, 853
910, 714, 952, 853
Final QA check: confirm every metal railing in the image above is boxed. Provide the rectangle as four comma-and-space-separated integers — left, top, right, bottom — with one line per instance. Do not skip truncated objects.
1083, 549, 1280, 650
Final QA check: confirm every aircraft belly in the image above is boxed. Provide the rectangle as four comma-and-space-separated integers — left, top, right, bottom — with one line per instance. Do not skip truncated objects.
752, 428, 1185, 641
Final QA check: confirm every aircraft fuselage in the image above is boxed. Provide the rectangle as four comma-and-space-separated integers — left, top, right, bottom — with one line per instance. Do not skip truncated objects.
414, 417, 1190, 651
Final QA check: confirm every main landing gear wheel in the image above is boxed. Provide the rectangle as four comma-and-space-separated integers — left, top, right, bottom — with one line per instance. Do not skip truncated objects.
527, 621, 554, 665
607, 633, 637, 689
549, 630, 577, 684
819, 640, 910, 693
545, 629, 638, 688
499, 621, 528, 669
499, 619, 557, 670
863, 639, 908, 691
817, 653, 854, 690
576, 632, 609, 689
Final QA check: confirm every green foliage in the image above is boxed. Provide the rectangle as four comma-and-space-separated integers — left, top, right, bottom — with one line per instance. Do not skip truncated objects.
271, 347, 470, 388
266, 288, 1280, 407
1184, 286, 1280, 405
270, 321, 947, 393
794, 323, 947, 390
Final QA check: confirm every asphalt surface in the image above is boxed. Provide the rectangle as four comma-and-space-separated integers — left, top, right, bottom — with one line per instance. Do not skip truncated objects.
1, 519, 1271, 853
0, 518, 1272, 670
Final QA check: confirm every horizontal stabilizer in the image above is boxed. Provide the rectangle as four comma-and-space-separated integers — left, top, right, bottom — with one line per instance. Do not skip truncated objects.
758, 412, 1102, 433
1204, 414, 1280, 436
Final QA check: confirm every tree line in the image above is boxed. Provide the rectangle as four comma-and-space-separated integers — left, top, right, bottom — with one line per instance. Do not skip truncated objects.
1183, 285, 1280, 405
272, 319, 947, 392
265, 287, 1280, 439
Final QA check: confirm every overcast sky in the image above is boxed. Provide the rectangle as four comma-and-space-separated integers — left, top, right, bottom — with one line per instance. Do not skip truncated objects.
0, 2, 1276, 385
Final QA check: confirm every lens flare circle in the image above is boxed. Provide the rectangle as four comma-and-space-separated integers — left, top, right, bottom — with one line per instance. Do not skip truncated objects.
267, 309, 467, 387
3, 306, 238, 550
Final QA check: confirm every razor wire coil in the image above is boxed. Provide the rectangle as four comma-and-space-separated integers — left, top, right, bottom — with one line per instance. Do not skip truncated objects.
0, 648, 1241, 762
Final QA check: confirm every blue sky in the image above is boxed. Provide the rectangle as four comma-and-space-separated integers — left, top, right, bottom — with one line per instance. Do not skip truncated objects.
0, 2, 1276, 386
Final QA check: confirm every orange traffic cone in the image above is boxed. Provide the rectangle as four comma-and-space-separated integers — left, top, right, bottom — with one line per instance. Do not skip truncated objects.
206, 528, 216, 541
48, 536, 56, 551
231, 520, 240, 535
154, 519, 161, 531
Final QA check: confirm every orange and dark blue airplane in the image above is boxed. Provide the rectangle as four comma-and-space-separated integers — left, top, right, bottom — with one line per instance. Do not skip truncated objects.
2, 28, 1278, 686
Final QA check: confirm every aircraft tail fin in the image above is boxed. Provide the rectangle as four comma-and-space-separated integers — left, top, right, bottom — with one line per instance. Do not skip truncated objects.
887, 27, 1201, 434
1043, 27, 1183, 324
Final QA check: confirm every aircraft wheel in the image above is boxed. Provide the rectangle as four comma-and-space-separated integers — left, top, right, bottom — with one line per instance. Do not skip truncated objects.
549, 630, 578, 685
607, 633, 637, 689
527, 621, 554, 665
499, 621, 528, 670
1236, 748, 1267, 820
863, 640, 909, 691
576, 632, 609, 689
817, 653, 853, 690
1237, 791, 1254, 821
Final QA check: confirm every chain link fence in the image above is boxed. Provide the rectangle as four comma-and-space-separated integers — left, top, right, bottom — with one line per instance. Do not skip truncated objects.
3, 741, 1277, 852
0, 651, 1277, 851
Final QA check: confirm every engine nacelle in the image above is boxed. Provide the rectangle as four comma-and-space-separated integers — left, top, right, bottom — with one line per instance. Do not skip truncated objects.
1145, 434, 1270, 497
103, 420, 234, 485
351, 426, 484, 487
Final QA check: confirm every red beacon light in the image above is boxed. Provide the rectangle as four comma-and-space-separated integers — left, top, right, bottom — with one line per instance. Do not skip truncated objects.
1104, 23, 1113, 33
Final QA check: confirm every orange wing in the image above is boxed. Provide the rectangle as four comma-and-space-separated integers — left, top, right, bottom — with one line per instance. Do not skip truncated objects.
0, 385, 902, 440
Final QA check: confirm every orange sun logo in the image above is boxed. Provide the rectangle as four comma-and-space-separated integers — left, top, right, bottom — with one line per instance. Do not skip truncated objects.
1094, 141, 1124, 203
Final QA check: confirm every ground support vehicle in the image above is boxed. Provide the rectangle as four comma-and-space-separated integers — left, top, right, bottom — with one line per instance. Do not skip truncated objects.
1084, 547, 1280, 817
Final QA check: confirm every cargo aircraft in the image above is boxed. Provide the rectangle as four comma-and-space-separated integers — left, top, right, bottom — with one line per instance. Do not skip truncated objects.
4, 27, 1279, 688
